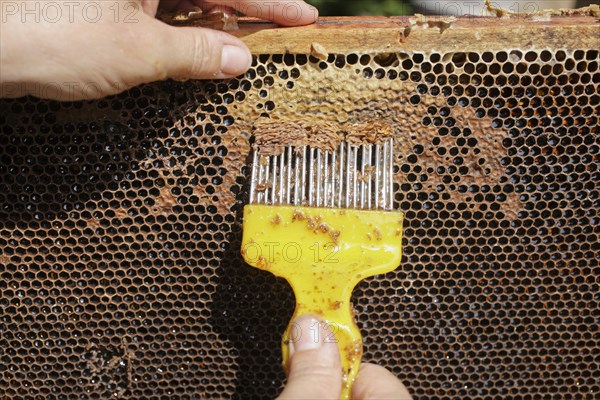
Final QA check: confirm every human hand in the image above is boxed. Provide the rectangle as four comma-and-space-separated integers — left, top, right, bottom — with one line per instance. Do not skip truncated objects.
278, 315, 413, 400
0, 0, 318, 100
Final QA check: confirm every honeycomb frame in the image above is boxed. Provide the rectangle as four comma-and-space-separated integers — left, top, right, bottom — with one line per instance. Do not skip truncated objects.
1, 15, 599, 400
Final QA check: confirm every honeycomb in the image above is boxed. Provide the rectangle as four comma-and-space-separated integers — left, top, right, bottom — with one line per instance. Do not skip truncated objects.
1, 23, 599, 400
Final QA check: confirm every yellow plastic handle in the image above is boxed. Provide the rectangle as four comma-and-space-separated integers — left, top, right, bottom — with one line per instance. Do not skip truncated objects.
281, 290, 362, 399
241, 205, 403, 399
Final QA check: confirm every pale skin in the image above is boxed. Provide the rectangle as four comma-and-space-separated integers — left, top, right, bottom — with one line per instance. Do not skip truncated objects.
0, 0, 318, 100
0, 2, 413, 398
281, 315, 414, 400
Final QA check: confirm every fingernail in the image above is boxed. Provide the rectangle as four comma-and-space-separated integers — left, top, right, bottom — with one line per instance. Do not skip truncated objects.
289, 315, 322, 356
220, 45, 251, 76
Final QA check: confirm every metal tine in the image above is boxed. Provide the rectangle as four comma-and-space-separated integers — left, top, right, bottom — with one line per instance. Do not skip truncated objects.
294, 147, 301, 206
388, 138, 394, 211
253, 141, 390, 209
296, 146, 306, 205
257, 154, 265, 204
360, 145, 366, 209
278, 152, 285, 205
271, 154, 278, 205
338, 143, 344, 209
316, 149, 322, 207
382, 140, 388, 210
315, 149, 325, 207
352, 146, 358, 209
323, 150, 329, 207
250, 150, 258, 204
301, 146, 307, 205
286, 146, 292, 205
308, 148, 314, 206
330, 149, 336, 208
264, 156, 271, 205
345, 142, 351, 208
375, 143, 380, 210
367, 144, 373, 210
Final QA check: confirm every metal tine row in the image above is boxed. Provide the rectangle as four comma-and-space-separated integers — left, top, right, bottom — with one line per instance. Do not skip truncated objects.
250, 138, 394, 211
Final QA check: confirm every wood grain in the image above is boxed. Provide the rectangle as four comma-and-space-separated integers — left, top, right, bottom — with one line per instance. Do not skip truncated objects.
228, 15, 600, 54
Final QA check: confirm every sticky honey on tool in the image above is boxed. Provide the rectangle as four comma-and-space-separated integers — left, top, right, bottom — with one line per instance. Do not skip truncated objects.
241, 137, 403, 400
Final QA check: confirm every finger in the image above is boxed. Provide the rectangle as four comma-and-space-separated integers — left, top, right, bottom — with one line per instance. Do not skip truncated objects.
140, 0, 161, 16
277, 315, 342, 400
150, 19, 252, 80
352, 363, 413, 400
157, 0, 234, 17
195, 0, 318, 26
204, 4, 237, 16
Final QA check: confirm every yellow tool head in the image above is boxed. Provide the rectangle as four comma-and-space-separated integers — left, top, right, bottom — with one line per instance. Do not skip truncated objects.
242, 204, 403, 284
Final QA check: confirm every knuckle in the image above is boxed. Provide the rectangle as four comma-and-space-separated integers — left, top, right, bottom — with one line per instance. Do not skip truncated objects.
187, 31, 220, 78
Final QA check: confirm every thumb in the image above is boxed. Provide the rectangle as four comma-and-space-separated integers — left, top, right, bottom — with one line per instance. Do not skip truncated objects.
277, 315, 343, 400
151, 20, 252, 80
